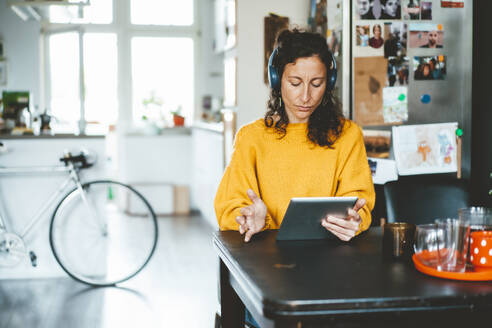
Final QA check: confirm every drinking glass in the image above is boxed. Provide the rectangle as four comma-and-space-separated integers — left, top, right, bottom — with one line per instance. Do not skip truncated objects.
435, 218, 470, 272
458, 207, 492, 231
458, 207, 492, 267
382, 222, 416, 261
414, 223, 442, 268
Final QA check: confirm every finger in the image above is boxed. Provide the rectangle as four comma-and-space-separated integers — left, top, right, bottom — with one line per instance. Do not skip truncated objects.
326, 216, 360, 231
353, 198, 366, 212
236, 216, 247, 234
236, 215, 246, 226
346, 208, 362, 222
240, 206, 253, 216
244, 229, 255, 242
323, 220, 357, 239
245, 216, 258, 233
321, 219, 353, 241
239, 223, 249, 235
327, 227, 353, 241
246, 189, 260, 204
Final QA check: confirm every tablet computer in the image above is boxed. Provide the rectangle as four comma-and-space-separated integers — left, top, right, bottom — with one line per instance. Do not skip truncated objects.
276, 196, 358, 241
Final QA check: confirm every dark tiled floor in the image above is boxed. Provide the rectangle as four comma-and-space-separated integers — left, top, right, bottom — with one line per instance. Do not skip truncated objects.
0, 215, 219, 328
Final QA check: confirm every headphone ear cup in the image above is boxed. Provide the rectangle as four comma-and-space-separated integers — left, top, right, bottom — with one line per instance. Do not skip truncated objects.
327, 51, 337, 91
268, 48, 281, 91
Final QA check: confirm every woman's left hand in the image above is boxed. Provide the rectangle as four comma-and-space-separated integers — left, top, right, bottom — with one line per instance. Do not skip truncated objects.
321, 198, 366, 241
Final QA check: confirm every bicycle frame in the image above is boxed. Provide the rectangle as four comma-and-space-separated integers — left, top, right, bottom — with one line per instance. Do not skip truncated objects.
0, 161, 159, 285
0, 165, 75, 240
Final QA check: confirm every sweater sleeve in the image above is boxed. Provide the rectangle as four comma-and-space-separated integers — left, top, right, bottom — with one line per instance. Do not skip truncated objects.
334, 123, 376, 233
214, 127, 273, 231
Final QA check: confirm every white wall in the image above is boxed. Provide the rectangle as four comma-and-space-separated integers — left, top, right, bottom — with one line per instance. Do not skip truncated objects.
0, 0, 41, 109
236, 0, 309, 128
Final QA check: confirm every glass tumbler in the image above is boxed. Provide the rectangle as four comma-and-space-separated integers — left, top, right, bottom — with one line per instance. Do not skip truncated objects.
414, 223, 442, 268
458, 207, 492, 267
382, 222, 416, 261
435, 218, 470, 272
458, 207, 492, 231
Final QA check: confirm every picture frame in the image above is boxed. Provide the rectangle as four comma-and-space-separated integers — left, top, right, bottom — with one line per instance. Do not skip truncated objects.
263, 13, 289, 84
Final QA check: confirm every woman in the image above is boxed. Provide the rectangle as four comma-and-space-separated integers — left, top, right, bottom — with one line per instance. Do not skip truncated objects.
214, 29, 375, 243
369, 24, 384, 49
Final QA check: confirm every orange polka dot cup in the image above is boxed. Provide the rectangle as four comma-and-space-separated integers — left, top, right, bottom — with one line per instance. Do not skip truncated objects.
470, 231, 492, 272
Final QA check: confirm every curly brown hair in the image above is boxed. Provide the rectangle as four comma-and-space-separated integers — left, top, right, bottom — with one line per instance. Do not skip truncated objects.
264, 28, 345, 148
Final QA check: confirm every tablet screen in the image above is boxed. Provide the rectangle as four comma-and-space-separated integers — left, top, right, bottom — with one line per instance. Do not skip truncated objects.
276, 197, 358, 241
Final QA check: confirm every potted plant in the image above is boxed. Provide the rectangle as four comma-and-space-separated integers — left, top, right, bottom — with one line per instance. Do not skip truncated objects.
141, 91, 167, 132
171, 105, 185, 127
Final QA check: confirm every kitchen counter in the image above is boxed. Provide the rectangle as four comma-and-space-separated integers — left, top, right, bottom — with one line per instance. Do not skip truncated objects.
0, 134, 105, 139
192, 121, 223, 133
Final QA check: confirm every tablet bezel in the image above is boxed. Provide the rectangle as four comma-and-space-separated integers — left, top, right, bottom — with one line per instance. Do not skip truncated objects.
276, 196, 358, 241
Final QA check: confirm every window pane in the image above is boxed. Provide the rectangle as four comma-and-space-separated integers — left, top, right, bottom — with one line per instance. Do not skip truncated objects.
132, 37, 194, 124
49, 32, 80, 133
131, 0, 193, 26
49, 0, 113, 24
84, 33, 118, 126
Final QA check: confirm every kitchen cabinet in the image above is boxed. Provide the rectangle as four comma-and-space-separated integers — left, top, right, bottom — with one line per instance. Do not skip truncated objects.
191, 124, 224, 229
115, 128, 193, 216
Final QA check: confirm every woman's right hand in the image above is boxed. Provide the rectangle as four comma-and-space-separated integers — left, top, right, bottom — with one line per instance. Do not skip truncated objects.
236, 189, 267, 242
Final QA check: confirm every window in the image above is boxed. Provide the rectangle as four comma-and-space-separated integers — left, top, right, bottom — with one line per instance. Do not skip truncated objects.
49, 32, 80, 133
49, 0, 113, 24
48, 32, 118, 133
132, 37, 194, 122
130, 0, 194, 26
83, 33, 118, 125
44, 0, 197, 134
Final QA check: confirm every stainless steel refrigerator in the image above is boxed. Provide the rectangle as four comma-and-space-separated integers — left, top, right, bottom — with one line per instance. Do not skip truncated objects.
326, 0, 472, 178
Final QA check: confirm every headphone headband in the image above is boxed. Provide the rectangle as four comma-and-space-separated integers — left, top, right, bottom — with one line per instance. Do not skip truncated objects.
267, 47, 338, 92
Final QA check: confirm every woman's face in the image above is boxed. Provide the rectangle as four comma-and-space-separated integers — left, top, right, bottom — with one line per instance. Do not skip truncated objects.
281, 56, 327, 123
373, 25, 381, 38
384, 0, 399, 17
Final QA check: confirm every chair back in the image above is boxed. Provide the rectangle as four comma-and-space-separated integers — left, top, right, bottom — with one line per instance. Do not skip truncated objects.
384, 175, 470, 224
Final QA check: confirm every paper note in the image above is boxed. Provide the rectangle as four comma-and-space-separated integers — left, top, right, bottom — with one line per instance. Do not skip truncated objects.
392, 123, 458, 175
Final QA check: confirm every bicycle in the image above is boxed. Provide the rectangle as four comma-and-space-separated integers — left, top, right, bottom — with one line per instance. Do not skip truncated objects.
0, 145, 158, 287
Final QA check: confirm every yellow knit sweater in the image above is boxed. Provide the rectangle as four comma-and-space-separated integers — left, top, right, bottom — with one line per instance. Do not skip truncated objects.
214, 118, 375, 233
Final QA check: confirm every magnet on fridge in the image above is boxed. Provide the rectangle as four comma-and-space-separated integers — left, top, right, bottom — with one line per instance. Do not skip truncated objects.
398, 93, 406, 101
421, 94, 431, 104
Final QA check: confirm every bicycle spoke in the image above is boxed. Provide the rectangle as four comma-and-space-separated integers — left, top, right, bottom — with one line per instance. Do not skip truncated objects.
50, 181, 157, 286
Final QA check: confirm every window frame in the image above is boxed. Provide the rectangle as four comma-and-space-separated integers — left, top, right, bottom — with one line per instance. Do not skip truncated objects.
41, 0, 200, 133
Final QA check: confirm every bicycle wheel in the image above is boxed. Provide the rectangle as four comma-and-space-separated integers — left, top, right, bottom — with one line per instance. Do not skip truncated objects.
49, 180, 158, 286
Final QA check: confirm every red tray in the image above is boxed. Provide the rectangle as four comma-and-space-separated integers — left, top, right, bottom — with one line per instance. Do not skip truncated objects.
412, 253, 492, 281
